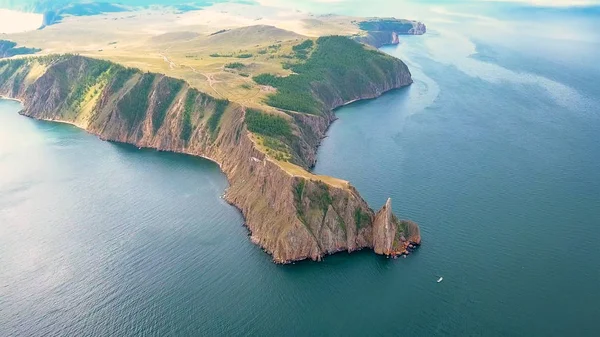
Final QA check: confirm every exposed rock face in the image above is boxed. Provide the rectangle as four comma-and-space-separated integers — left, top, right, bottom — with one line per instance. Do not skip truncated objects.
408, 22, 427, 35
373, 198, 396, 255
353, 31, 399, 49
290, 111, 335, 169
373, 198, 421, 256
293, 52, 413, 169
0, 51, 421, 263
354, 19, 427, 48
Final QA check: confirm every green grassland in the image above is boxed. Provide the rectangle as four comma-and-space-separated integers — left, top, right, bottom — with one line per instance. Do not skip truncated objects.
253, 36, 401, 115
0, 3, 412, 184
1, 4, 379, 107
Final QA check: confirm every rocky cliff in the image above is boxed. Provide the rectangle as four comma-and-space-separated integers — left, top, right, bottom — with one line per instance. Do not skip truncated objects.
0, 44, 421, 263
252, 36, 414, 169
354, 18, 427, 48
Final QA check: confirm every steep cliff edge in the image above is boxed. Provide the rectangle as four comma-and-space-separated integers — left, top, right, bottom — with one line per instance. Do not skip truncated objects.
253, 36, 414, 169
353, 18, 427, 48
373, 198, 420, 255
0, 39, 421, 263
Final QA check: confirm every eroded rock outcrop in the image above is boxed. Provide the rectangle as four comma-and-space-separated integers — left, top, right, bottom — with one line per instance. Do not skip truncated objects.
373, 198, 421, 256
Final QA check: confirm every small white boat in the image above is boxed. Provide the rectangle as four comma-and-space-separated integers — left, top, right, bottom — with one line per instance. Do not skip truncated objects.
437, 277, 443, 283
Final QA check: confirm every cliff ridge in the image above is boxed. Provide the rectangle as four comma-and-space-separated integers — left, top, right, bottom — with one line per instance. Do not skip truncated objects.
0, 38, 421, 263
353, 18, 427, 48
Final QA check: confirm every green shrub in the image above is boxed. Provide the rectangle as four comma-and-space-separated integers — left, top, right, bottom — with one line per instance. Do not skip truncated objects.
262, 136, 288, 152
117, 73, 155, 126
152, 78, 183, 132
109, 66, 137, 92
308, 182, 332, 214
253, 36, 400, 115
292, 39, 314, 52
180, 89, 199, 142
207, 99, 229, 137
0, 59, 27, 83
245, 108, 292, 140
294, 179, 307, 222
225, 62, 245, 69
210, 53, 233, 58
354, 207, 371, 229
65, 59, 112, 109
35, 54, 74, 66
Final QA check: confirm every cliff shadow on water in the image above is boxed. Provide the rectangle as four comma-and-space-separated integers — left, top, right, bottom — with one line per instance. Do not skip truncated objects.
0, 35, 421, 264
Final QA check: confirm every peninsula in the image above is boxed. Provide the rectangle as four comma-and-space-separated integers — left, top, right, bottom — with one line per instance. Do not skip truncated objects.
0, 2, 425, 263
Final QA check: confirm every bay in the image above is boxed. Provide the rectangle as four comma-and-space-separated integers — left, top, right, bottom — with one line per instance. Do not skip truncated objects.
1, 1, 600, 335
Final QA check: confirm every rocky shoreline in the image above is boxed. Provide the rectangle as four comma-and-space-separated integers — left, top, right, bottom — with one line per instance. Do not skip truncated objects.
0, 42, 421, 263
354, 19, 427, 48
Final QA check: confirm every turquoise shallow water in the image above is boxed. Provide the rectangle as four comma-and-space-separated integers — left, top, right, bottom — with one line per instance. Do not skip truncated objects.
1, 2, 600, 336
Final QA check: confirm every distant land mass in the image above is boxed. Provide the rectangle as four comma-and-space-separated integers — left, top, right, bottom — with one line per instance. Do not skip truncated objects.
0, 1, 425, 263
0, 0, 216, 26
0, 40, 40, 58
0, 0, 214, 12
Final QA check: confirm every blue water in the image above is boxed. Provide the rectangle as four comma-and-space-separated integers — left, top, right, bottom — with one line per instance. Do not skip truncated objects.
1, 1, 600, 336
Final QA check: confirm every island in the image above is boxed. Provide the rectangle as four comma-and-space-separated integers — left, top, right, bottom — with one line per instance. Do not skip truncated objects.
0, 2, 424, 263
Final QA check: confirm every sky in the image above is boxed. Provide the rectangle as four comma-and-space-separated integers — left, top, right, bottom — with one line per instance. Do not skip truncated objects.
0, 0, 598, 35
258, 0, 600, 7
487, 0, 598, 5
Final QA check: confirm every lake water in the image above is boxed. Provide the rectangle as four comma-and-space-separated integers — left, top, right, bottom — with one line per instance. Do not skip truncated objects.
1, 1, 600, 336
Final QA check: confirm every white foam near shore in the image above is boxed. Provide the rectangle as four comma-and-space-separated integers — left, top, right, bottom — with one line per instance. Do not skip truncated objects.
0, 95, 23, 104
0, 9, 43, 34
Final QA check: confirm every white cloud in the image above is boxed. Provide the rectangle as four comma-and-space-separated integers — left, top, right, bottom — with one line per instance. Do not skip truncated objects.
484, 0, 599, 7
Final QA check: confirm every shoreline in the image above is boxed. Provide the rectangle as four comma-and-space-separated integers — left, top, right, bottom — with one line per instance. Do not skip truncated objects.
0, 96, 23, 103
0, 50, 420, 263
3, 82, 419, 263
1, 95, 232, 176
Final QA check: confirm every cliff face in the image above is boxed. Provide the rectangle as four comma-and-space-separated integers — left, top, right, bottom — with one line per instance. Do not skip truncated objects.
253, 36, 414, 170
354, 19, 427, 48
372, 198, 420, 255
0, 50, 421, 263
353, 31, 400, 49
293, 56, 413, 169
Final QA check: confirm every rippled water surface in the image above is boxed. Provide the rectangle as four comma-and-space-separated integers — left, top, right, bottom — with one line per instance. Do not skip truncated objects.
1, 1, 600, 336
